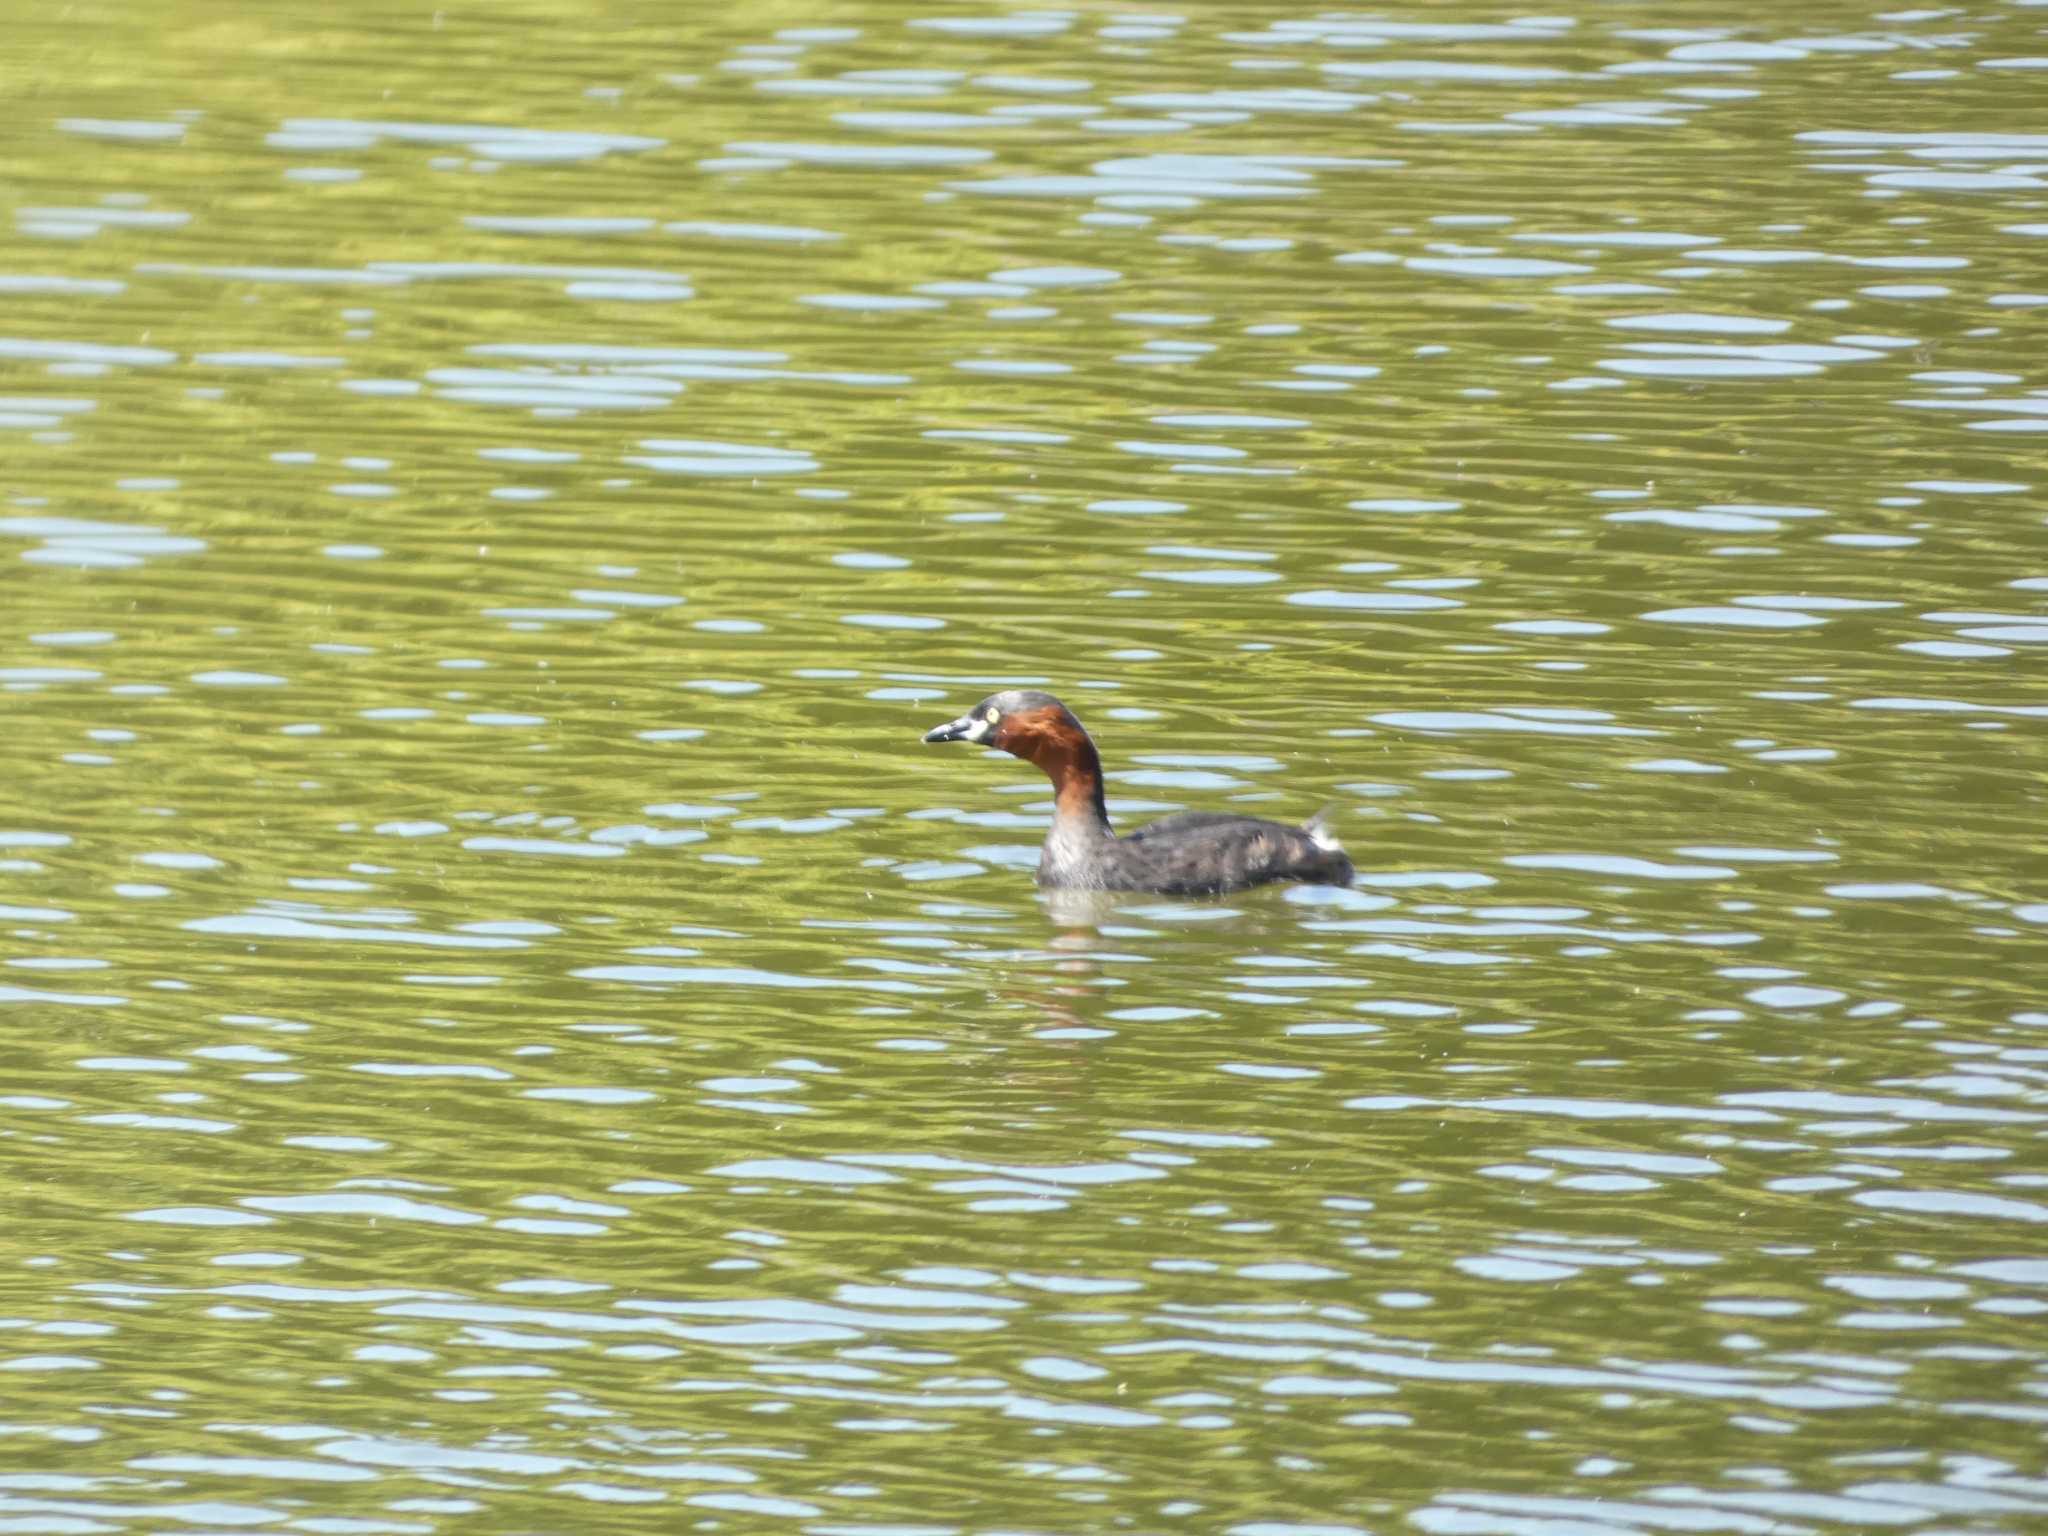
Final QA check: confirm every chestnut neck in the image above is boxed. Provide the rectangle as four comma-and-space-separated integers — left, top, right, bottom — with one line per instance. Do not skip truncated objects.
1024, 726, 1109, 830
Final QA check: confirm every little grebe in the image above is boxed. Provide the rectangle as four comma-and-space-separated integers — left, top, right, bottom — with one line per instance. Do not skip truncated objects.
922, 689, 1353, 896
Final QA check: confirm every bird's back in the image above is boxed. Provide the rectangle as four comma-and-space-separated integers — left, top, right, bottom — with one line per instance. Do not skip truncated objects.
1087, 811, 1353, 896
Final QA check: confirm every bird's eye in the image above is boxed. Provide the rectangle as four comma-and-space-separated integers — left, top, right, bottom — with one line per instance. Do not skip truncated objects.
984, 707, 1000, 723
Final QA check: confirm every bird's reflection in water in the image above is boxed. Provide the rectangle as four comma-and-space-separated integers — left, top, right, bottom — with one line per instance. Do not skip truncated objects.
980, 888, 1253, 1031
1040, 886, 1252, 941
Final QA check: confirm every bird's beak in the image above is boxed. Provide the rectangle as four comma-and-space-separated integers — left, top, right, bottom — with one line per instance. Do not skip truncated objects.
923, 710, 990, 745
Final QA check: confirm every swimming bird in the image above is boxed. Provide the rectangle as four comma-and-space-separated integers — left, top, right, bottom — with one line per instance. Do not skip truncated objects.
922, 689, 1353, 896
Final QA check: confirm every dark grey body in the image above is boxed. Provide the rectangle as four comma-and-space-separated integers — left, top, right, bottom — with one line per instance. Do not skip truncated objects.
1040, 807, 1353, 897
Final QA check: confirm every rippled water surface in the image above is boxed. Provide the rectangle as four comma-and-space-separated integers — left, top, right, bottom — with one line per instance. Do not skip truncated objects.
4, 2, 2047, 1531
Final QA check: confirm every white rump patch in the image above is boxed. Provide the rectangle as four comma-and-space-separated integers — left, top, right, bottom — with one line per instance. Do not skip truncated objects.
1306, 811, 1344, 853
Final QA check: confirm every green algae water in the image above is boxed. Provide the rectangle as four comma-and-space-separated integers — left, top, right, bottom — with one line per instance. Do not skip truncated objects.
2, 3, 2046, 1531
